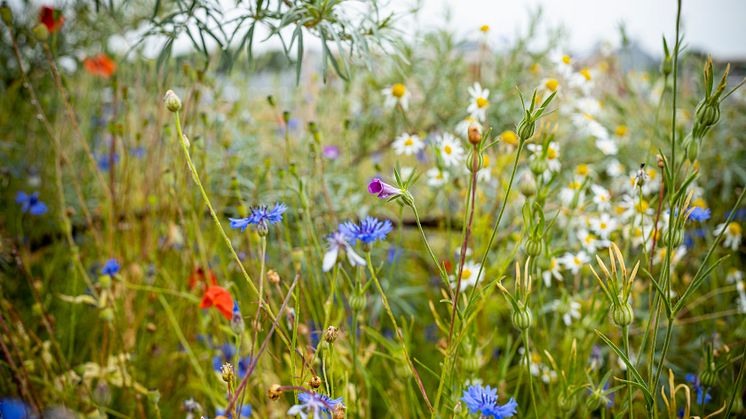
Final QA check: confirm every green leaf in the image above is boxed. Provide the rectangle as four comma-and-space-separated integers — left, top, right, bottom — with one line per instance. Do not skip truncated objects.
594, 330, 654, 405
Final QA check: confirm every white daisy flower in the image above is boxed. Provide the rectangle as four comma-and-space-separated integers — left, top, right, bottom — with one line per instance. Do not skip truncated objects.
560, 251, 590, 274
426, 167, 449, 187
450, 261, 483, 292
559, 178, 585, 207
591, 184, 612, 210
589, 213, 618, 239
392, 133, 424, 156
382, 83, 410, 110
549, 49, 574, 77
437, 133, 465, 167
467, 82, 490, 121
542, 257, 563, 287
606, 159, 625, 177
596, 137, 619, 155
715, 222, 743, 250
577, 229, 603, 252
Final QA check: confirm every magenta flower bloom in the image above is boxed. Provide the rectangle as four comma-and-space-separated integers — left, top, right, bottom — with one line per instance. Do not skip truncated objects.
368, 178, 401, 199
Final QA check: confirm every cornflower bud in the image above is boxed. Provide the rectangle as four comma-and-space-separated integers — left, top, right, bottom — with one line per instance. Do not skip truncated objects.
220, 363, 234, 383
163, 90, 182, 112
324, 326, 339, 343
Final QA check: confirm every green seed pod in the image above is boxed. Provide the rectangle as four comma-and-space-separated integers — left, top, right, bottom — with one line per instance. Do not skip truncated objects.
586, 388, 607, 411
529, 159, 548, 176
461, 353, 481, 372
524, 237, 542, 257
99, 307, 114, 322
661, 56, 673, 76
612, 302, 634, 327
695, 101, 719, 127
163, 90, 182, 112
700, 370, 717, 388
517, 119, 535, 141
349, 293, 367, 312
511, 306, 533, 330
465, 149, 484, 173
32, 23, 49, 41
665, 229, 683, 248
519, 173, 537, 197
558, 391, 577, 412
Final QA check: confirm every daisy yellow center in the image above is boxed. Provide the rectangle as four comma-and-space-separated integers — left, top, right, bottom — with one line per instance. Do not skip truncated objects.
632, 227, 642, 238
444, 145, 453, 155
615, 205, 626, 216
462, 269, 473, 279
615, 125, 628, 137
501, 130, 518, 146
545, 79, 559, 92
600, 222, 608, 230
569, 180, 581, 190
580, 67, 592, 81
476, 97, 489, 108
583, 112, 594, 121
483, 154, 490, 167
573, 256, 581, 265
692, 198, 707, 208
576, 164, 589, 176
647, 168, 657, 179
636, 200, 649, 212
729, 222, 742, 235
404, 137, 414, 146
550, 259, 557, 269
480, 25, 490, 32
530, 63, 541, 74
391, 83, 406, 98
562, 55, 571, 64
547, 147, 558, 160
436, 172, 444, 179
531, 353, 541, 363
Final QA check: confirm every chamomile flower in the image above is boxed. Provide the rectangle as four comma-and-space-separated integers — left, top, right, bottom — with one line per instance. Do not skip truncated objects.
382, 83, 410, 110
560, 251, 589, 274
559, 178, 585, 207
596, 136, 619, 155
426, 167, 450, 187
467, 82, 490, 121
591, 184, 612, 210
526, 141, 561, 173
541, 78, 560, 93
715, 222, 742, 250
451, 261, 483, 292
477, 154, 492, 182
437, 133, 465, 167
540, 365, 558, 384
589, 214, 618, 239
606, 159, 625, 177
550, 49, 574, 77
549, 297, 581, 326
392, 133, 424, 155
578, 229, 603, 252
542, 257, 563, 287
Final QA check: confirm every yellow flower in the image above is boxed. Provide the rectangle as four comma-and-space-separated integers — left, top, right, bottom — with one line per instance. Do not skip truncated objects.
576, 164, 590, 176
579, 67, 592, 81
562, 55, 571, 65
529, 63, 541, 74
391, 83, 406, 98
729, 222, 742, 236
615, 125, 628, 137
476, 97, 489, 108
545, 78, 559, 92
480, 25, 490, 33
500, 130, 518, 146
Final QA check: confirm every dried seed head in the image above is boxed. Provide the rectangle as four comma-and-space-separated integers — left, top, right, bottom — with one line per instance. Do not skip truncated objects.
267, 269, 281, 285
309, 375, 322, 389
324, 326, 339, 343
220, 363, 234, 383
268, 384, 283, 400
332, 404, 346, 419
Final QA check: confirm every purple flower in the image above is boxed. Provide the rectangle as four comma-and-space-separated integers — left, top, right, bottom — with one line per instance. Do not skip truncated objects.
16, 191, 48, 215
685, 373, 712, 405
288, 392, 343, 418
323, 145, 340, 160
461, 384, 517, 418
323, 230, 365, 272
216, 404, 252, 418
101, 258, 120, 276
688, 207, 711, 222
368, 178, 401, 199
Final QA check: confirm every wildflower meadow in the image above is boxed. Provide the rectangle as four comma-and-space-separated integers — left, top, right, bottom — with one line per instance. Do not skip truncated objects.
2, 1, 746, 418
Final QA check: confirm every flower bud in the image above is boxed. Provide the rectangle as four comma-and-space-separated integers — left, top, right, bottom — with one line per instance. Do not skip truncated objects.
309, 375, 322, 389
32, 23, 49, 41
465, 149, 483, 173
467, 123, 482, 145
661, 55, 672, 76
461, 353, 481, 372
518, 173, 537, 197
517, 117, 535, 141
99, 275, 112, 289
511, 305, 532, 330
163, 90, 182, 112
529, 159, 548, 176
700, 369, 717, 388
611, 302, 634, 327
267, 269, 281, 285
349, 293, 367, 312
586, 387, 608, 411
664, 229, 683, 248
99, 307, 114, 322
558, 392, 577, 412
524, 237, 542, 257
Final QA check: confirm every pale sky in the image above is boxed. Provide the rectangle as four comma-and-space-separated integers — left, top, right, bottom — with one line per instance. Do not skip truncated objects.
12, 0, 746, 60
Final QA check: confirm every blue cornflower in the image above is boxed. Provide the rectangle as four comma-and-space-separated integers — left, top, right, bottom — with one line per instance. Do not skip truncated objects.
688, 207, 711, 222
101, 258, 120, 276
16, 191, 48, 215
685, 373, 712, 405
461, 384, 518, 418
216, 404, 252, 418
288, 392, 344, 418
229, 203, 287, 232
97, 153, 120, 171
339, 216, 393, 245
0, 398, 31, 418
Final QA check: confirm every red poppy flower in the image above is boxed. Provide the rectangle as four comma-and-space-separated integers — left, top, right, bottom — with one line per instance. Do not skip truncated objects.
199, 286, 233, 320
188, 266, 217, 290
83, 53, 117, 78
39, 6, 64, 33
442, 259, 454, 275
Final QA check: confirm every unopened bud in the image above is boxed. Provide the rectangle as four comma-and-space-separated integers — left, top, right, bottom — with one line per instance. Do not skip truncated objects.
163, 90, 182, 112
220, 363, 234, 383
467, 123, 482, 145
611, 302, 634, 327
511, 305, 532, 330
324, 326, 339, 343
309, 375, 322, 389
519, 173, 537, 197
32, 23, 49, 41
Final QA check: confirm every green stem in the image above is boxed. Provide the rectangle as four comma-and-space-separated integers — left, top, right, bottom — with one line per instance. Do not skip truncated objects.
522, 329, 538, 418
623, 326, 634, 419
365, 251, 433, 412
